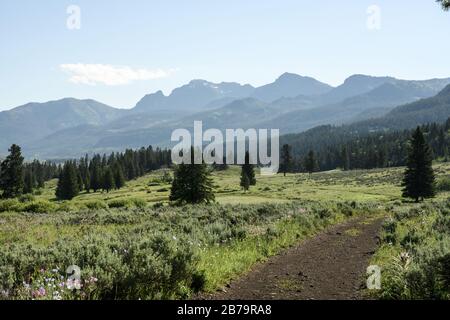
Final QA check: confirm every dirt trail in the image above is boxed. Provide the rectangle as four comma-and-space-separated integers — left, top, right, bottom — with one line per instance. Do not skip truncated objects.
202, 215, 384, 300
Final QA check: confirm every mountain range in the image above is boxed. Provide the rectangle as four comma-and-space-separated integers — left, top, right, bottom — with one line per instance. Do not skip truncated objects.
1, 73, 450, 159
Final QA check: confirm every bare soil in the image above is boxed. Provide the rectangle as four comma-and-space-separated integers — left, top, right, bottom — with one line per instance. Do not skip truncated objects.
200, 215, 384, 300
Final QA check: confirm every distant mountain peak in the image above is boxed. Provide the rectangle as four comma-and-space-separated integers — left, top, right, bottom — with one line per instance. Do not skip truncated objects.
277, 72, 302, 80
187, 79, 212, 87
344, 74, 395, 84
252, 73, 333, 102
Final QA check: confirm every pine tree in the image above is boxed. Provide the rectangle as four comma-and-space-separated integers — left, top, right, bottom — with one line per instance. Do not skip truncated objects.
169, 148, 215, 204
281, 144, 292, 176
341, 146, 350, 171
90, 163, 102, 192
23, 170, 35, 194
402, 127, 436, 202
102, 167, 115, 193
0, 144, 24, 198
242, 151, 256, 185
240, 171, 250, 192
304, 150, 319, 175
56, 162, 79, 200
113, 164, 125, 189
77, 171, 83, 192
83, 171, 91, 193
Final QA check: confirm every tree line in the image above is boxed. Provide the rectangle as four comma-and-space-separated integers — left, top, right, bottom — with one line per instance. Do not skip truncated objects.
280, 118, 450, 174
1, 118, 446, 204
0, 146, 171, 200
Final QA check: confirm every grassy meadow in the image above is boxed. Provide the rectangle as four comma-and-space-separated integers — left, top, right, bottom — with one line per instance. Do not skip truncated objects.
1, 163, 450, 299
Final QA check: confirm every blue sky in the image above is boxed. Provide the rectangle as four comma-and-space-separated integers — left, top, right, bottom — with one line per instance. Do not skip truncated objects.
0, 0, 449, 110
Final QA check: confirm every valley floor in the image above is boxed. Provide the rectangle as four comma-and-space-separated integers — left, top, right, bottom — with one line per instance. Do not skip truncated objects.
1, 164, 449, 300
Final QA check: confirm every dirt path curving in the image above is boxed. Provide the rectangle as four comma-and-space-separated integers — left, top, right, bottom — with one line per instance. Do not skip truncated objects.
201, 215, 384, 300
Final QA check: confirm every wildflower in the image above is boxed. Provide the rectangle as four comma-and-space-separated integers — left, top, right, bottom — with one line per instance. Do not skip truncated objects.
39, 287, 46, 296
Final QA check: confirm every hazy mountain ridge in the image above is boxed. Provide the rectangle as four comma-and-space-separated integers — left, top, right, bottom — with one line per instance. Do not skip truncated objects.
2, 73, 450, 159
0, 98, 125, 151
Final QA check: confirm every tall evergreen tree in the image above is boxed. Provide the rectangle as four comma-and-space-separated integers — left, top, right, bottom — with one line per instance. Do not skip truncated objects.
240, 170, 250, 192
402, 127, 436, 202
281, 144, 292, 176
83, 171, 91, 193
56, 162, 79, 200
341, 146, 350, 171
0, 144, 24, 198
102, 167, 115, 193
304, 150, 319, 175
241, 151, 256, 185
23, 170, 34, 194
113, 164, 126, 189
170, 148, 215, 204
90, 163, 102, 192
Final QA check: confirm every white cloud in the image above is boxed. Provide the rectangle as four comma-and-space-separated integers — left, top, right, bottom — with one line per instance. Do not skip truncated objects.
60, 63, 176, 86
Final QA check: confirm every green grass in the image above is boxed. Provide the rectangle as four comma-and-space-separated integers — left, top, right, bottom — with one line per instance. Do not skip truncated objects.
2, 162, 450, 299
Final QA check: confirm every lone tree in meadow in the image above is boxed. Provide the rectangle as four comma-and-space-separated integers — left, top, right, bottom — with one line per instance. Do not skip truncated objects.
240, 169, 250, 192
402, 127, 436, 202
304, 150, 319, 175
56, 162, 79, 200
241, 151, 256, 186
0, 144, 24, 198
170, 148, 215, 204
281, 144, 293, 176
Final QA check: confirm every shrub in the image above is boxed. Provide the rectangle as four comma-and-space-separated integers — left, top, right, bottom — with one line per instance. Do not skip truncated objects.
0, 199, 23, 213
129, 198, 147, 209
18, 194, 35, 203
190, 271, 206, 293
437, 176, 450, 192
153, 202, 164, 209
316, 208, 332, 219
22, 200, 56, 213
400, 230, 422, 251
107, 198, 147, 209
85, 200, 108, 210
433, 215, 450, 234
405, 244, 450, 299
0, 233, 200, 300
338, 202, 354, 217
57, 202, 77, 212
107, 199, 130, 208
382, 218, 397, 244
